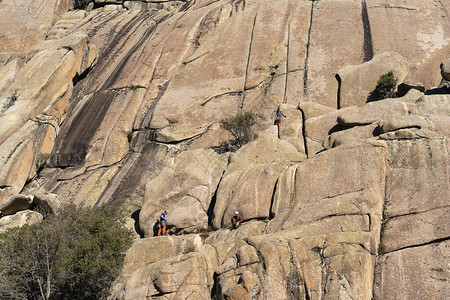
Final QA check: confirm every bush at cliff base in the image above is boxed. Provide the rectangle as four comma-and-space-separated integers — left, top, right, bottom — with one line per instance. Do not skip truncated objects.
0, 204, 134, 300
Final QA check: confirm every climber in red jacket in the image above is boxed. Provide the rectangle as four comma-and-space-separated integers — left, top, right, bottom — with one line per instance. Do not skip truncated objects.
231, 211, 243, 229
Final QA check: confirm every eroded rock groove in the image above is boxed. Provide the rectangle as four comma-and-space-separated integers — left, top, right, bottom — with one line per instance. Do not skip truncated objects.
240, 12, 258, 109
283, 23, 290, 104
303, 0, 315, 97
361, 0, 374, 62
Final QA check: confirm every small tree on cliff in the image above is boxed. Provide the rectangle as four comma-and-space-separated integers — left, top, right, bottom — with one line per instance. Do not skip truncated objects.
219, 112, 257, 151
0, 204, 133, 300
368, 71, 398, 102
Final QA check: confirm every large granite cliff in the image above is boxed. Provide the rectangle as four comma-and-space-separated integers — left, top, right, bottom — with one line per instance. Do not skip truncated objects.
0, 0, 449, 299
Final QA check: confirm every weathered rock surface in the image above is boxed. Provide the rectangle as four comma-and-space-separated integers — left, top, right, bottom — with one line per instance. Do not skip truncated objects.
0, 0, 72, 52
380, 138, 449, 256
323, 123, 378, 149
139, 149, 228, 236
414, 94, 450, 136
212, 128, 305, 229
0, 0, 449, 299
0, 31, 97, 205
378, 115, 433, 134
268, 142, 386, 242
46, 10, 87, 40
374, 241, 450, 300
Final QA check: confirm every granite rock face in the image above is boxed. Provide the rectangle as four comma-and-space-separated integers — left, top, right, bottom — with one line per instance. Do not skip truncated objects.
0, 32, 97, 205
0, 0, 72, 52
212, 128, 305, 229
0, 0, 449, 299
139, 149, 229, 235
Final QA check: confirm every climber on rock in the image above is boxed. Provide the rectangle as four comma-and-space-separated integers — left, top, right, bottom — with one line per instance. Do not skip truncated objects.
157, 210, 168, 236
231, 211, 243, 229
274, 108, 286, 126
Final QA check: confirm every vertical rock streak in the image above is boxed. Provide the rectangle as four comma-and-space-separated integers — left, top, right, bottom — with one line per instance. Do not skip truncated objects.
361, 0, 374, 62
240, 12, 258, 109
298, 106, 309, 158
303, 0, 314, 97
283, 23, 290, 104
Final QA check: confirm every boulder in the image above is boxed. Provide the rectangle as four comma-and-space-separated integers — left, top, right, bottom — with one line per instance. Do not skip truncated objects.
139, 149, 229, 236
378, 128, 427, 140
102, 4, 126, 11
212, 127, 305, 229
0, 210, 43, 233
122, 234, 202, 276
337, 99, 409, 127
94, 0, 122, 4
205, 220, 267, 266
397, 80, 425, 97
323, 123, 379, 149
378, 115, 434, 133
0, 194, 34, 216
438, 60, 450, 90
438, 78, 450, 90
123, 0, 185, 11
337, 51, 410, 108
112, 252, 211, 300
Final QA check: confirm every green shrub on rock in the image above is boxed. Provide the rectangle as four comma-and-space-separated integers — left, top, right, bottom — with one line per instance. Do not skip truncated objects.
368, 71, 398, 102
0, 204, 133, 300
218, 112, 257, 152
